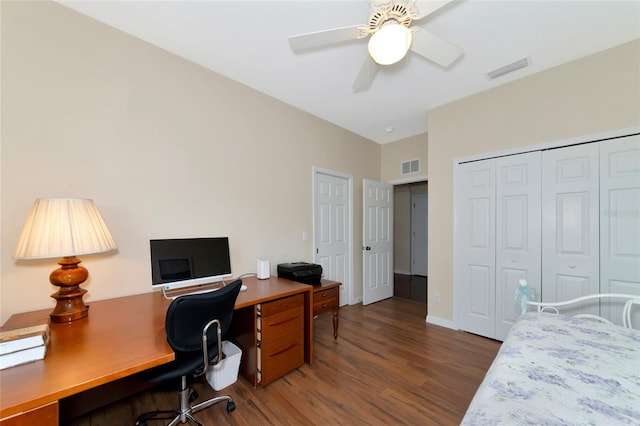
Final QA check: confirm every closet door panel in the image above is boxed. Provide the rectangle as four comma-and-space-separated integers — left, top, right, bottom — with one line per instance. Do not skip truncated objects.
469, 265, 491, 317
456, 160, 496, 338
600, 135, 640, 326
495, 152, 541, 340
542, 144, 599, 317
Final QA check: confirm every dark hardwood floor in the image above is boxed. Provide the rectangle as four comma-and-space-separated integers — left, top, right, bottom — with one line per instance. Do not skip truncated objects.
65, 298, 500, 426
394, 273, 427, 304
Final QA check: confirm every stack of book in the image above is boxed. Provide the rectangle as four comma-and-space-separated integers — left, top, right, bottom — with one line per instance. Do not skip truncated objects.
0, 318, 51, 370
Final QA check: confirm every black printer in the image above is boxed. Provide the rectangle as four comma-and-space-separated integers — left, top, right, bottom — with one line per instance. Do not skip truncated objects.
277, 262, 323, 285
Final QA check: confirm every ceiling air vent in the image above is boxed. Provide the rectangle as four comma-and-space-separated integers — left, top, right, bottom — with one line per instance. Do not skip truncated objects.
401, 159, 420, 175
486, 57, 530, 80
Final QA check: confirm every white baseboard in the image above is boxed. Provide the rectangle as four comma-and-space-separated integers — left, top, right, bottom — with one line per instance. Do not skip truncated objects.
425, 315, 457, 330
352, 296, 362, 304
394, 269, 412, 275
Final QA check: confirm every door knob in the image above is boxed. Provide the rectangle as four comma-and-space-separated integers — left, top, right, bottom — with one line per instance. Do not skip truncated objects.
569, 264, 576, 269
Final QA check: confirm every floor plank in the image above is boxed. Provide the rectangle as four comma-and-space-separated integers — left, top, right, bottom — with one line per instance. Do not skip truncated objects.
64, 298, 500, 425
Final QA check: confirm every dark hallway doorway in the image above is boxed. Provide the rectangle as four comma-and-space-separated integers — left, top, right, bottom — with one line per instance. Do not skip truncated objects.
394, 273, 427, 305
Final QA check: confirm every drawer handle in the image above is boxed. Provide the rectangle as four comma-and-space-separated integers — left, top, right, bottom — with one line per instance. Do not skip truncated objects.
268, 342, 298, 358
267, 315, 299, 327
322, 303, 328, 308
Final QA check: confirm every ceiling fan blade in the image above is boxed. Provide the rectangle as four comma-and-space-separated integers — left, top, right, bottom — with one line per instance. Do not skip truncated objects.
410, 29, 463, 68
369, 0, 392, 10
413, 0, 455, 20
352, 55, 378, 92
288, 25, 362, 52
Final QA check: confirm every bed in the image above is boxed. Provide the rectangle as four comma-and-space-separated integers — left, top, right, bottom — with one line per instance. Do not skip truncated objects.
461, 292, 640, 425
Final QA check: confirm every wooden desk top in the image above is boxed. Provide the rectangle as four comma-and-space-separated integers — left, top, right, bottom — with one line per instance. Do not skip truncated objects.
235, 276, 311, 309
0, 276, 312, 419
315, 279, 341, 291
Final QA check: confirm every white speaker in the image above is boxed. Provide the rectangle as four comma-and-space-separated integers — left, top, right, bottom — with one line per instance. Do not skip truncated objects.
257, 259, 270, 280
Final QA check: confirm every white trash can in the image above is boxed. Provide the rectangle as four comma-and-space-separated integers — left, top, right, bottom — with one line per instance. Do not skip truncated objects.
205, 341, 242, 391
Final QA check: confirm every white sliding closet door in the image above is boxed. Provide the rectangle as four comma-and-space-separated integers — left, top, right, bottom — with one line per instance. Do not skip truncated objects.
456, 131, 640, 338
456, 159, 496, 338
542, 143, 600, 317
495, 152, 541, 340
600, 135, 640, 326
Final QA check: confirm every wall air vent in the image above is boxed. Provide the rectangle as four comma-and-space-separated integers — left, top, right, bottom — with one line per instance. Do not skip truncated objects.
485, 57, 530, 80
401, 159, 420, 175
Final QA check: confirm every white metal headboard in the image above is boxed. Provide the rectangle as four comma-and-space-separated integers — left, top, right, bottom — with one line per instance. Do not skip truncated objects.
518, 279, 640, 329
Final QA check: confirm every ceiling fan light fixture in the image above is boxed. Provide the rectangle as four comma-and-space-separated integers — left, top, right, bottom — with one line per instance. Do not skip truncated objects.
368, 20, 412, 65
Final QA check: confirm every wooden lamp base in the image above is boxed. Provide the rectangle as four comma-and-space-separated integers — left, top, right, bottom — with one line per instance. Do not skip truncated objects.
49, 256, 90, 323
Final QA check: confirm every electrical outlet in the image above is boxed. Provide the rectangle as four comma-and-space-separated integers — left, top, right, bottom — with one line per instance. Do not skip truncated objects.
434, 293, 441, 303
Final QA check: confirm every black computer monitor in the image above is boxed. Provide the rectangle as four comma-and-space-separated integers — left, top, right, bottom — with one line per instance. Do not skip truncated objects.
150, 237, 232, 291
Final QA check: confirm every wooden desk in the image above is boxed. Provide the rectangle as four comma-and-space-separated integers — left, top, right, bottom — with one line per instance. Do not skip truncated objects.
0, 276, 313, 424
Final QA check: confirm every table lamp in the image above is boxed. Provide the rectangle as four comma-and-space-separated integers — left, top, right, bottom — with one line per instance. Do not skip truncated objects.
13, 198, 117, 323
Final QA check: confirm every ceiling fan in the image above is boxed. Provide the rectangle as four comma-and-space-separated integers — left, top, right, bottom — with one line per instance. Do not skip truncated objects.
288, 0, 463, 92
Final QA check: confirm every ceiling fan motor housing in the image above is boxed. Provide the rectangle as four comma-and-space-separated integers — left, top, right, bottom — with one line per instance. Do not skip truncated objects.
368, 3, 413, 33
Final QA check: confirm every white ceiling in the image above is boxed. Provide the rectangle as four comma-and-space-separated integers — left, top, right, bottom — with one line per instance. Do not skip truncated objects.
57, 0, 640, 144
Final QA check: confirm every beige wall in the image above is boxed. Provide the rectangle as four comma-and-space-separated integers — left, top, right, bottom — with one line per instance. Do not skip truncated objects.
3, 3, 637, 326
381, 133, 428, 182
0, 1, 381, 323
427, 39, 640, 323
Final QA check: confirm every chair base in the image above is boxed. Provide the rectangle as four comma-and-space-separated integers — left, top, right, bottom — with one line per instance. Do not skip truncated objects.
135, 376, 235, 426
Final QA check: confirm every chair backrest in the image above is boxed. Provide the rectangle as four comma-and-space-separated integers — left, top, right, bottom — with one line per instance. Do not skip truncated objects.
165, 279, 242, 355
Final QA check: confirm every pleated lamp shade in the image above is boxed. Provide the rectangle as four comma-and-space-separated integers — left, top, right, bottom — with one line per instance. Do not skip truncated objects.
13, 198, 117, 322
13, 198, 117, 260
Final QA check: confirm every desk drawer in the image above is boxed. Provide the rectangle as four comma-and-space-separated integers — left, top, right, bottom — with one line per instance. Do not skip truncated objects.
260, 331, 304, 385
261, 293, 303, 317
313, 287, 338, 315
261, 304, 303, 342
258, 293, 305, 385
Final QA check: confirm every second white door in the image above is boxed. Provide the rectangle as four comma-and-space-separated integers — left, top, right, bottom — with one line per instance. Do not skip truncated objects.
363, 179, 394, 305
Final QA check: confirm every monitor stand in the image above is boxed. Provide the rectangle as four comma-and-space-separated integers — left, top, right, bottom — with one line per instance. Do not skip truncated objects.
161, 281, 225, 300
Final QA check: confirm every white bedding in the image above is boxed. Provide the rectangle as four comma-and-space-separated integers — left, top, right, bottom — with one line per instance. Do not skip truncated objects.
461, 312, 640, 425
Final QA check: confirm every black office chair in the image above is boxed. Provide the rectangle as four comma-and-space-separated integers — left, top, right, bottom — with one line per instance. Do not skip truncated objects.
135, 279, 242, 426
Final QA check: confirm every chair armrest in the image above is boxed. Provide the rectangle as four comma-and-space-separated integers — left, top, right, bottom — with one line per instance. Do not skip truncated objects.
201, 319, 223, 375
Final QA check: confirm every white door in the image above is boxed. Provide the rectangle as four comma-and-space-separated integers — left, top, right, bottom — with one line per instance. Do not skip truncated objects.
363, 179, 393, 305
600, 135, 640, 326
494, 152, 541, 340
314, 171, 351, 306
411, 194, 428, 276
456, 159, 496, 338
542, 143, 600, 317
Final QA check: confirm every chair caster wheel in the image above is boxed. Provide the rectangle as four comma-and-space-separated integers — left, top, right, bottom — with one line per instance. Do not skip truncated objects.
189, 389, 198, 403
227, 400, 236, 413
